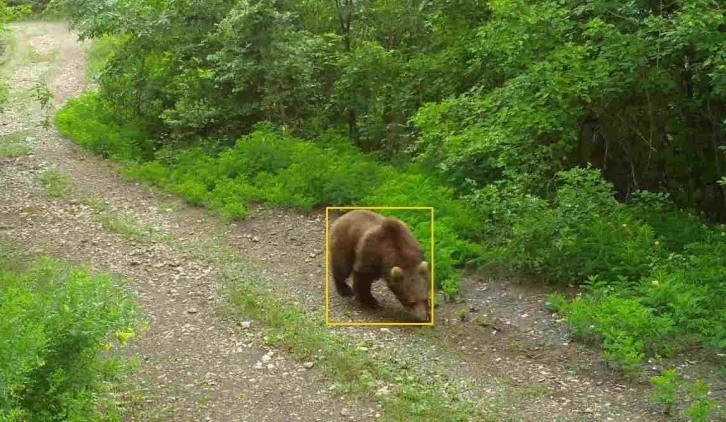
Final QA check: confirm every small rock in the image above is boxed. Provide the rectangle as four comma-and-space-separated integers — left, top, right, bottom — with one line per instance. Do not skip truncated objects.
340, 408, 350, 417
187, 308, 198, 314
303, 362, 314, 369
240, 321, 252, 329
252, 236, 260, 242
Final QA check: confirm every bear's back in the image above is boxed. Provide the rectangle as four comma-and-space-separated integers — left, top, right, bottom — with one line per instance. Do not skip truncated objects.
329, 210, 385, 254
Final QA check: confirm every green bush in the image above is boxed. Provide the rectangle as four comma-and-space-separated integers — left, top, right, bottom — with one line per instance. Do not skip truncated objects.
471, 167, 663, 283
649, 370, 717, 421
551, 290, 675, 375
0, 256, 144, 421
640, 240, 726, 350
127, 128, 394, 212
85, 35, 126, 80
54, 92, 152, 162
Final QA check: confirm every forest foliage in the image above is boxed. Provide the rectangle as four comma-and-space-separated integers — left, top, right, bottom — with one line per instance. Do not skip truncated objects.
49, 0, 726, 374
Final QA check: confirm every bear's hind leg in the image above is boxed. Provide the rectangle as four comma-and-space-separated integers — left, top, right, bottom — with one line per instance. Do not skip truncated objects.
352, 271, 380, 308
330, 247, 354, 297
332, 262, 354, 297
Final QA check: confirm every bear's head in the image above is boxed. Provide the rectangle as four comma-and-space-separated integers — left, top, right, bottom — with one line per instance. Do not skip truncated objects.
386, 261, 431, 322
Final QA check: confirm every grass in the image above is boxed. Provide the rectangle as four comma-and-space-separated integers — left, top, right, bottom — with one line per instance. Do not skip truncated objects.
38, 168, 74, 197
0, 21, 59, 126
520, 385, 551, 397
78, 188, 110, 211
0, 29, 13, 66
112, 382, 175, 421
0, 130, 31, 157
94, 210, 165, 243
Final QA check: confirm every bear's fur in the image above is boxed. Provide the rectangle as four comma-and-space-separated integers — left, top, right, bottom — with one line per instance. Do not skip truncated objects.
328, 209, 431, 322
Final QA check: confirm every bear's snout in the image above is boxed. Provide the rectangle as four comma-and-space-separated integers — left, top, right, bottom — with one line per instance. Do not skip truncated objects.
408, 302, 430, 323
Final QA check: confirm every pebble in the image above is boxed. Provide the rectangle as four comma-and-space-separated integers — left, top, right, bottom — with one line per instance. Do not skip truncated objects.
303, 362, 314, 369
187, 307, 198, 314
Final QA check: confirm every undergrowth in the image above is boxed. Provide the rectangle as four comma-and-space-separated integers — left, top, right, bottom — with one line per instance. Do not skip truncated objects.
649, 368, 719, 421
0, 239, 145, 421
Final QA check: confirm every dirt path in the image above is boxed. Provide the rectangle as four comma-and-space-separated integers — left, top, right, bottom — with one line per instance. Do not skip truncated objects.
1, 20, 723, 422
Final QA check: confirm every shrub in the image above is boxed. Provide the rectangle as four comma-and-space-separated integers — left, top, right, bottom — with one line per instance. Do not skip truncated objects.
127, 128, 394, 211
54, 92, 152, 162
552, 289, 675, 375
649, 370, 717, 421
0, 256, 144, 421
469, 167, 663, 283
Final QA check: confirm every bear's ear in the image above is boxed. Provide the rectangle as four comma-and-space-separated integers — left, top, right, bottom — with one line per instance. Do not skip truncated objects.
390, 266, 404, 281
418, 261, 429, 274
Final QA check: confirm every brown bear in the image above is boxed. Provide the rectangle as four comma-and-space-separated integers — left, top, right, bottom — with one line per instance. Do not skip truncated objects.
328, 209, 431, 322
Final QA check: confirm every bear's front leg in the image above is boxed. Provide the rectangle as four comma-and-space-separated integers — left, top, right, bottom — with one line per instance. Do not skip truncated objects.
352, 271, 380, 308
